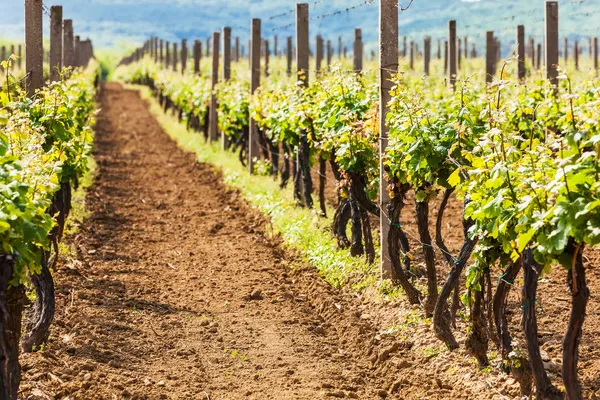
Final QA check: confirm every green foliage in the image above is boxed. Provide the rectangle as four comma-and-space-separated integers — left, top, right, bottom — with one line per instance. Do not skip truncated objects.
0, 58, 97, 285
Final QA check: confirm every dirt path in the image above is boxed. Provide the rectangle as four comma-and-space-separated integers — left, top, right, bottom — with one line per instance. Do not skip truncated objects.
18, 83, 406, 400
19, 83, 599, 400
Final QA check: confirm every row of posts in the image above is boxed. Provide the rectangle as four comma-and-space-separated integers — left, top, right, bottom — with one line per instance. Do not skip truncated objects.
8, 1, 94, 98
128, 0, 589, 279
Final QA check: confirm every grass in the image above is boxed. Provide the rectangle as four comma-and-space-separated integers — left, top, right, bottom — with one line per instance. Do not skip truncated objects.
130, 84, 392, 298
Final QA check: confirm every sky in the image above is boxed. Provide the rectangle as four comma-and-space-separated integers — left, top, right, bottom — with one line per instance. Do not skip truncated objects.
0, 0, 597, 54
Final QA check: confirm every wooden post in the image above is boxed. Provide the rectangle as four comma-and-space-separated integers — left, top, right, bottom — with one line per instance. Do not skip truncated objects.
456, 39, 462, 70
209, 31, 220, 143
25, 0, 43, 96
537, 43, 542, 71
517, 25, 526, 81
327, 40, 332, 70
296, 3, 310, 205
529, 37, 535, 66
165, 41, 170, 69
594, 37, 598, 72
181, 39, 188, 74
235, 37, 240, 62
338, 36, 342, 60
379, 0, 397, 280
249, 19, 261, 172
154, 37, 159, 63
0, 47, 5, 72
206, 37, 211, 57
486, 31, 494, 83
223, 27, 231, 80
159, 39, 164, 64
173, 42, 178, 71
437, 39, 441, 59
18, 44, 22, 69
49, 6, 62, 82
464, 36, 468, 58
62, 19, 74, 68
444, 40, 448, 74
564, 37, 568, 63
265, 39, 270, 77
424, 36, 431, 76
316, 35, 323, 74
409, 40, 414, 69
286, 36, 293, 76
193, 39, 201, 75
297, 5, 309, 85
274, 35, 278, 57
545, 1, 558, 86
344, 47, 347, 59
402, 36, 407, 58
574, 41, 579, 70
354, 28, 362, 73
448, 20, 457, 87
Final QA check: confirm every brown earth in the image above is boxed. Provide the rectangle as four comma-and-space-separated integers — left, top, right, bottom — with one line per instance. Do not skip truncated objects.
19, 82, 599, 400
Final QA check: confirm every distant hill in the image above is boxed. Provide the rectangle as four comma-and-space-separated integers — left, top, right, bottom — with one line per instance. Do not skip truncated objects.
0, 0, 597, 57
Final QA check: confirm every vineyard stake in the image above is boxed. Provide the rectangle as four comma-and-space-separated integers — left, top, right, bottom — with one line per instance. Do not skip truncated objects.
444, 40, 448, 74
456, 39, 462, 70
173, 42, 178, 72
49, 6, 62, 82
10, 45, 14, 71
265, 39, 270, 77
62, 20, 74, 68
327, 39, 332, 71
464, 36, 468, 58
594, 37, 598, 72
545, 1, 558, 86
409, 40, 414, 70
248, 18, 261, 173
574, 40, 579, 70
424, 36, 431, 76
165, 41, 170, 69
181, 39, 188, 74
449, 20, 457, 88
223, 27, 231, 80
25, 0, 43, 96
486, 31, 494, 83
0, 47, 4, 72
316, 35, 323, 75
193, 39, 201, 75
338, 36, 342, 60
274, 35, 278, 57
159, 39, 163, 64
379, 0, 397, 280
287, 36, 292, 76
354, 28, 362, 73
564, 37, 568, 63
536, 43, 542, 71
209, 30, 220, 143
530, 36, 535, 66
517, 25, 526, 81
235, 37, 240, 62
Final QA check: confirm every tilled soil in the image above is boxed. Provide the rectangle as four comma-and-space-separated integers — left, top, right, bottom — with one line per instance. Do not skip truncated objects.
19, 83, 599, 400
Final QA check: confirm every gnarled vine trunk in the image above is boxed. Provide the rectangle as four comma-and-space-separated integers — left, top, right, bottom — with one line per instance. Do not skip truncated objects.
433, 199, 477, 349
466, 281, 489, 368
522, 249, 563, 400
387, 181, 421, 305
492, 259, 532, 397
415, 189, 437, 317
318, 156, 327, 217
0, 255, 25, 400
562, 241, 588, 400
